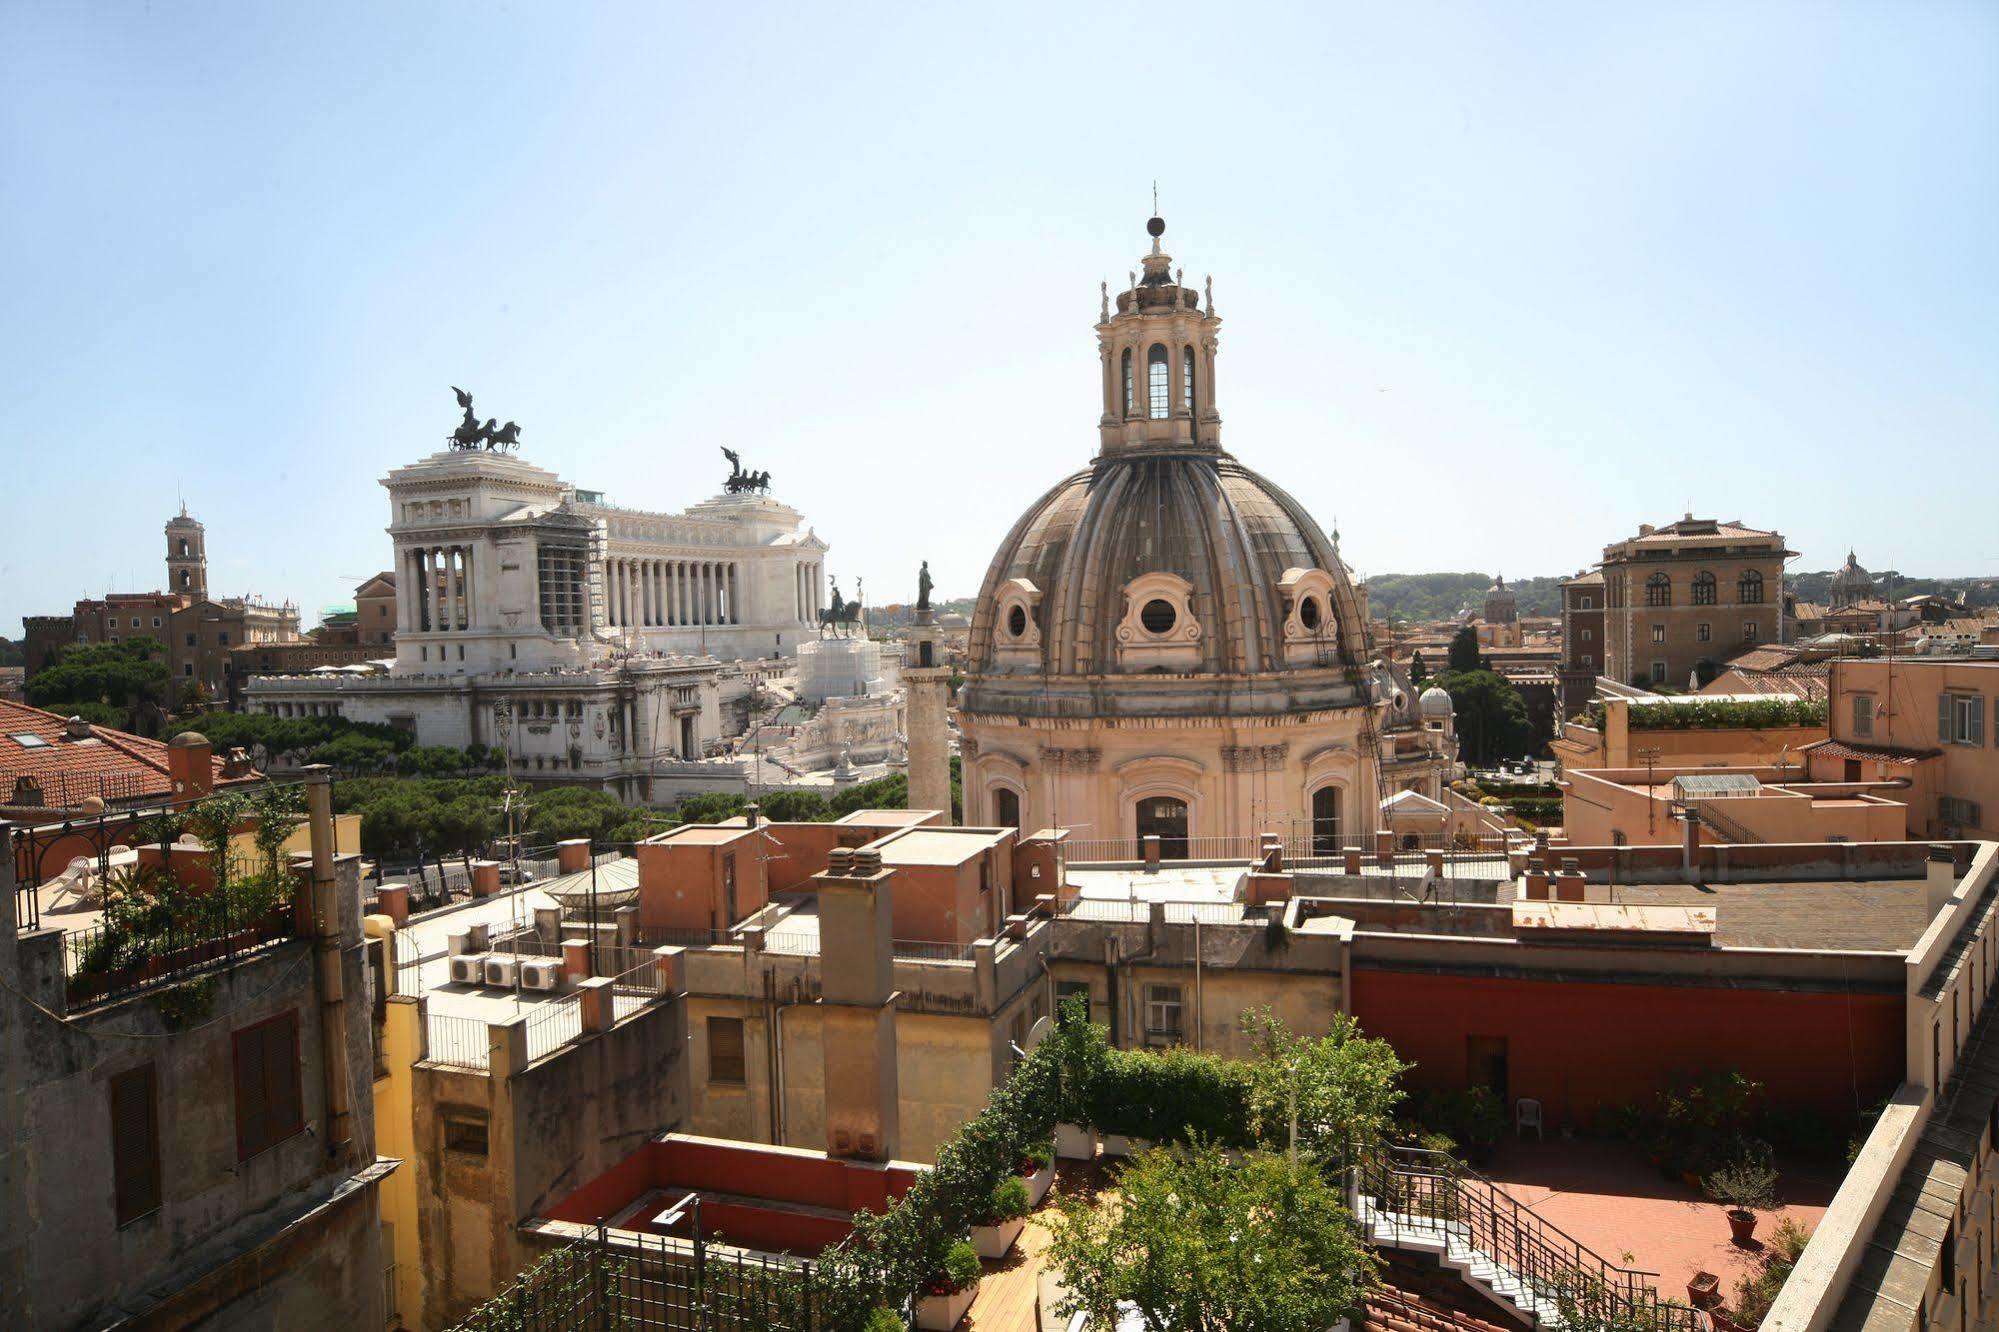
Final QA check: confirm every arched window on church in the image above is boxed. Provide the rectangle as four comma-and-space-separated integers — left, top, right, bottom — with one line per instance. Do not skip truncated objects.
994, 788, 1020, 829
1148, 344, 1169, 419
1182, 345, 1196, 420
1121, 349, 1134, 417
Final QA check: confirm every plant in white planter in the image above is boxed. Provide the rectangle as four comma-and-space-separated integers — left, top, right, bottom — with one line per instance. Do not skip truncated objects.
1054, 1121, 1097, 1160
915, 1239, 982, 1330
973, 1175, 1033, 1259
1019, 1140, 1057, 1207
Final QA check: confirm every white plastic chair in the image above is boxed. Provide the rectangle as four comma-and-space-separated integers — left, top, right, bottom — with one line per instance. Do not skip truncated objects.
1515, 1096, 1543, 1141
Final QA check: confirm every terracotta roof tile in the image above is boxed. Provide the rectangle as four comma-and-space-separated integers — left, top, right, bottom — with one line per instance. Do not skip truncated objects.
0, 699, 254, 809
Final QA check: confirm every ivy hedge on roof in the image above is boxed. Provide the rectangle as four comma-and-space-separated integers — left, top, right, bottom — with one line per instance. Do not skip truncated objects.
1585, 698, 1826, 732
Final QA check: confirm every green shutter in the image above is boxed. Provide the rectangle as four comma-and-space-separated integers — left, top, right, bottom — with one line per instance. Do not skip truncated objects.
1940, 693, 1953, 744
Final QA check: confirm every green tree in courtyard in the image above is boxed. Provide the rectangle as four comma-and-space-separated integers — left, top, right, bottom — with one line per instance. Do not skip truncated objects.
1408, 650, 1428, 688
1043, 1140, 1376, 1332
1430, 669, 1535, 766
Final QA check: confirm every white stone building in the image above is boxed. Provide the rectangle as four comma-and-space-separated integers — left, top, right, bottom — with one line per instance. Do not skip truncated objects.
244, 444, 833, 800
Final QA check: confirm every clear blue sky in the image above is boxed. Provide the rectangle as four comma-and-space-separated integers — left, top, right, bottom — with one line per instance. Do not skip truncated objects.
3, 2, 1994, 632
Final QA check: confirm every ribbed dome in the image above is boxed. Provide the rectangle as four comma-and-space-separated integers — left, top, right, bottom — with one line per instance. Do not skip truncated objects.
965, 451, 1363, 679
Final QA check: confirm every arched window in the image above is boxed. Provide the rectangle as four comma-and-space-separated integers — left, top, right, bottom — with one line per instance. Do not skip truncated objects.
1121, 349, 1134, 417
1645, 573, 1672, 607
1310, 786, 1342, 855
1134, 795, 1189, 859
1182, 345, 1196, 418
177, 538, 189, 558
1692, 572, 1717, 606
993, 788, 1020, 829
1147, 345, 1169, 419
1738, 570, 1765, 604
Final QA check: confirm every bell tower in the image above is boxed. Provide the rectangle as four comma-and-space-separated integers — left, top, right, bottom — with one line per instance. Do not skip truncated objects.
1096, 214, 1224, 459
165, 505, 207, 601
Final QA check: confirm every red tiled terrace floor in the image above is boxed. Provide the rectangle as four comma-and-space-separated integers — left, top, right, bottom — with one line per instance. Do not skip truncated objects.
1481, 1136, 1840, 1302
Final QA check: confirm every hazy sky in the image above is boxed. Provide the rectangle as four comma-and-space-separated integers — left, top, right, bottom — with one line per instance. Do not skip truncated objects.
4, 2, 1994, 632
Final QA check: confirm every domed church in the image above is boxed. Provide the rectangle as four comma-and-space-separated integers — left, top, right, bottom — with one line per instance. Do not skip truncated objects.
956, 217, 1450, 852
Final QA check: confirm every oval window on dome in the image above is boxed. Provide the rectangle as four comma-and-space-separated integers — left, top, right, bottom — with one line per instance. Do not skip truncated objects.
1007, 605, 1028, 637
1299, 596, 1322, 631
1140, 599, 1177, 635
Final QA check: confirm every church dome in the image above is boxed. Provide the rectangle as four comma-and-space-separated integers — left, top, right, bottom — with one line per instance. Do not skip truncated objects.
1418, 685, 1454, 718
965, 451, 1363, 678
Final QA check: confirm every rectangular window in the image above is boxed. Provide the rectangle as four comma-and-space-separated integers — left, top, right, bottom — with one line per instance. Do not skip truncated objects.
1853, 694, 1874, 738
707, 1016, 746, 1084
216, 632, 229, 646
1055, 980, 1092, 1026
1742, 622, 1759, 644
232, 1012, 303, 1161
1144, 983, 1184, 1046
1697, 623, 1711, 642
442, 1112, 489, 1156
130, 616, 141, 628
1579, 628, 1592, 643
1940, 694, 1986, 746
1650, 660, 1667, 683
110, 1064, 161, 1225
151, 616, 161, 628
1579, 595, 1593, 610
1650, 624, 1666, 644
184, 632, 196, 647
1581, 654, 1593, 667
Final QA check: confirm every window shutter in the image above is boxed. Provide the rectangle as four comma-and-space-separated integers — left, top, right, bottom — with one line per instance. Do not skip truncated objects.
265, 1015, 302, 1143
234, 1025, 269, 1161
110, 1065, 160, 1224
1973, 696, 1987, 748
1941, 693, 1954, 744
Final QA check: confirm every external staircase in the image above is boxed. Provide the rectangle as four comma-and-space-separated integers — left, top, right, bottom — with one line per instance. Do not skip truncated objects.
1353, 1147, 1706, 1332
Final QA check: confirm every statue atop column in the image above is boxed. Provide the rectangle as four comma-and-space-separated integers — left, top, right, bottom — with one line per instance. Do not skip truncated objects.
917, 560, 933, 613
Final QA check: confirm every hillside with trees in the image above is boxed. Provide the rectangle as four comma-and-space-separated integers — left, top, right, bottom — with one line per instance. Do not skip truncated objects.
1364, 573, 1565, 623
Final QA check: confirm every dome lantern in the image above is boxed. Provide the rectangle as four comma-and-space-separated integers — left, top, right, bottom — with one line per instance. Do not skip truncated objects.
1097, 215, 1223, 459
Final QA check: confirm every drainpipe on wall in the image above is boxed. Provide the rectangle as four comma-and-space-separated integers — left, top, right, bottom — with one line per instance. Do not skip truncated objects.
305, 766, 354, 1161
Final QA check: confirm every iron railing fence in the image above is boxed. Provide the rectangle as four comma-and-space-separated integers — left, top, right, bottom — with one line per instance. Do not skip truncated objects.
1357, 1145, 1705, 1332
446, 1225, 851, 1332
426, 1013, 491, 1069
61, 893, 299, 1006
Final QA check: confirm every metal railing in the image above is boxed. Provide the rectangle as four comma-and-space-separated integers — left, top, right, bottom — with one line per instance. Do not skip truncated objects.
61, 891, 299, 1007
426, 1013, 491, 1069
1357, 1145, 1705, 1331
448, 1224, 835, 1331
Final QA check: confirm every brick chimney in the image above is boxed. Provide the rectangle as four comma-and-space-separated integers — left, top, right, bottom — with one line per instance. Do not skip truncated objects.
165, 731, 215, 802
815, 846, 900, 1163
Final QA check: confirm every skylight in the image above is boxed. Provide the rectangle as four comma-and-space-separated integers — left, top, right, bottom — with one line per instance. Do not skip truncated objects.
9, 733, 51, 748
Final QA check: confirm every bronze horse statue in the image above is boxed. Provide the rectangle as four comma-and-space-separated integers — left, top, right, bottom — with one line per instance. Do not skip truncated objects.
817, 581, 862, 637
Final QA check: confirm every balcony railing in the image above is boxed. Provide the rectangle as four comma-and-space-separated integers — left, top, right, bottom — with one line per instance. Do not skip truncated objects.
1356, 1145, 1705, 1331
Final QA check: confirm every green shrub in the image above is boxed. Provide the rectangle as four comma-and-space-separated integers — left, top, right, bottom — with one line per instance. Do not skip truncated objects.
1731, 1218, 1810, 1325
862, 1308, 906, 1332
1585, 698, 1827, 732
984, 1175, 1031, 1225
937, 1239, 981, 1292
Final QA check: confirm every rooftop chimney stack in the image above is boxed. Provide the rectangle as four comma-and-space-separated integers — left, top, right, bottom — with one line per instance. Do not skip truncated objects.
813, 849, 900, 1163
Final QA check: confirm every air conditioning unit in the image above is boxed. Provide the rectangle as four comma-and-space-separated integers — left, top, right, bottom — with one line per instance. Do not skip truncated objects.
518, 958, 562, 992
483, 955, 520, 988
448, 952, 488, 985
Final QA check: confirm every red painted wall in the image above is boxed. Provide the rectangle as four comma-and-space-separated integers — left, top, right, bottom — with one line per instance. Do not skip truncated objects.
544, 1135, 920, 1254
1352, 969, 1902, 1128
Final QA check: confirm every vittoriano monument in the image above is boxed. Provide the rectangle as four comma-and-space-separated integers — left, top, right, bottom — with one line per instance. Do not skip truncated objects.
446, 387, 522, 452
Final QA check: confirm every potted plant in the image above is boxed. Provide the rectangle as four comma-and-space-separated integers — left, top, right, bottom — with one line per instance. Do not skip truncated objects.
1053, 1119, 1097, 1160
1019, 1140, 1057, 1207
1703, 1143, 1778, 1247
1686, 1271, 1721, 1309
914, 1239, 982, 1330
972, 1175, 1033, 1259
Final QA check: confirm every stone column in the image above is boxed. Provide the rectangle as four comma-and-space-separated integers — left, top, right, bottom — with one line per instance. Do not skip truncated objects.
461, 546, 475, 629
905, 617, 952, 823
729, 563, 739, 625
431, 547, 447, 636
